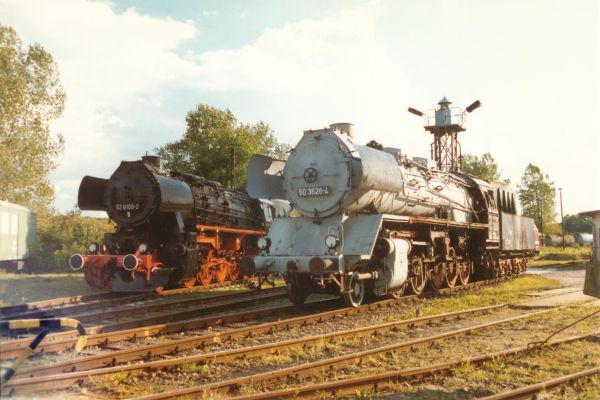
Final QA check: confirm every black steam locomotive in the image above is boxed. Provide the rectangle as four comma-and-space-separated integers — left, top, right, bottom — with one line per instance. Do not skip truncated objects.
70, 155, 288, 291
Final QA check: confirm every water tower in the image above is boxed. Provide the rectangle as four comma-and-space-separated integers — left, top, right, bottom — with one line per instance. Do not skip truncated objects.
408, 97, 481, 172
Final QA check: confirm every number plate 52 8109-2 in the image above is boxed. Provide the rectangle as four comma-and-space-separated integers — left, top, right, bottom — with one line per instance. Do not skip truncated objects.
297, 186, 330, 197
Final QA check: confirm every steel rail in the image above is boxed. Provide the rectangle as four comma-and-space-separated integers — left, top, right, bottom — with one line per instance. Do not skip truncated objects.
128, 307, 563, 400
1, 279, 256, 320
478, 366, 600, 400
0, 292, 142, 320
67, 286, 285, 325
0, 298, 339, 359
0, 287, 287, 355
1, 276, 508, 359
13, 301, 503, 378
3, 304, 560, 394
225, 331, 600, 400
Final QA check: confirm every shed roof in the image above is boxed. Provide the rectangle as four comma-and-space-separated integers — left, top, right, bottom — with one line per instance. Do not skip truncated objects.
0, 200, 35, 214
579, 210, 600, 217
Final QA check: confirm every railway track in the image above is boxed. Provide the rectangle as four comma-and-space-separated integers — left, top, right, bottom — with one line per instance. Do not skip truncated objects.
479, 366, 600, 399
223, 331, 600, 400
126, 306, 566, 399
2, 296, 570, 395
0, 279, 257, 320
0, 277, 506, 359
0, 286, 287, 354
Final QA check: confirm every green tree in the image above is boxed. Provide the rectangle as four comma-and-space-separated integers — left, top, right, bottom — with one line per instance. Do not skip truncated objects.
34, 209, 114, 272
0, 25, 65, 212
156, 104, 289, 188
462, 153, 508, 184
517, 164, 556, 234
563, 214, 593, 234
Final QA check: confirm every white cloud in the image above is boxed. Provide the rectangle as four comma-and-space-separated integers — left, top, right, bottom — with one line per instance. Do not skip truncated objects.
186, 5, 408, 145
4, 0, 594, 216
0, 0, 199, 210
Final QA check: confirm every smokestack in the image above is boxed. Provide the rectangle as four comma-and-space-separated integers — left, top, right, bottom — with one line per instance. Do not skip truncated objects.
329, 122, 354, 139
142, 155, 161, 169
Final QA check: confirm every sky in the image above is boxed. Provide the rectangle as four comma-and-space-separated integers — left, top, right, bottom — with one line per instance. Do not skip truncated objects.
1, 0, 598, 217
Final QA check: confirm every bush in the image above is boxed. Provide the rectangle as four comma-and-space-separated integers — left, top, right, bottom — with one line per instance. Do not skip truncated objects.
32, 210, 113, 272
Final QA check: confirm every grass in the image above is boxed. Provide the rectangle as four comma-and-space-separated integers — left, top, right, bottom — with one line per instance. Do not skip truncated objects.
0, 271, 95, 307
530, 245, 592, 267
404, 275, 561, 319
451, 337, 600, 397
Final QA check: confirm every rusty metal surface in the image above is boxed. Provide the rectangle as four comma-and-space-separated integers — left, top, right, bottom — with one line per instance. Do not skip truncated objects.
0, 287, 286, 357
0, 277, 506, 359
228, 332, 600, 400
2, 297, 556, 395
14, 302, 503, 379
479, 365, 600, 399
1, 279, 255, 320
126, 307, 563, 400
500, 212, 536, 251
0, 291, 142, 320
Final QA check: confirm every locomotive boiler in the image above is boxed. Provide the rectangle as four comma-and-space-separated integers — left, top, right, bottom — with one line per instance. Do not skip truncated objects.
69, 155, 289, 291
248, 99, 537, 307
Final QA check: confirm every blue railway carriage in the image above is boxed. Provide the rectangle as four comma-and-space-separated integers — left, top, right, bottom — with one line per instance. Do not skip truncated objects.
0, 200, 36, 272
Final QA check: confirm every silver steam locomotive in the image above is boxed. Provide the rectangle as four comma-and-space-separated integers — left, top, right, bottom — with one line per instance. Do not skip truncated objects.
246, 98, 537, 307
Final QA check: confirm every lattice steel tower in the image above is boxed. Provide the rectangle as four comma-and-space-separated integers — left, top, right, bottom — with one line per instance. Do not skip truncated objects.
408, 97, 481, 172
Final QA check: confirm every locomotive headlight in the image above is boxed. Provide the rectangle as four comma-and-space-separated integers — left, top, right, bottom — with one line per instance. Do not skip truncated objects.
138, 242, 149, 254
257, 237, 271, 250
325, 235, 339, 249
87, 242, 99, 254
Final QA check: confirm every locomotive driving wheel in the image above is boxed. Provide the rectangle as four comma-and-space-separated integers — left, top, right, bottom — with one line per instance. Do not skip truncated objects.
343, 272, 365, 307
214, 262, 229, 283
182, 277, 196, 288
429, 262, 445, 291
457, 260, 471, 286
408, 257, 427, 295
444, 248, 458, 288
228, 264, 240, 281
198, 264, 214, 286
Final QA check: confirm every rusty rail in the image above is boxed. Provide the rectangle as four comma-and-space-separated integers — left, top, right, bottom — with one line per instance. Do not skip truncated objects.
478, 365, 600, 399
3, 304, 561, 395
0, 292, 142, 320
13, 302, 503, 379
225, 331, 600, 400
0, 298, 339, 359
0, 287, 286, 355
1, 276, 509, 359
1, 279, 257, 320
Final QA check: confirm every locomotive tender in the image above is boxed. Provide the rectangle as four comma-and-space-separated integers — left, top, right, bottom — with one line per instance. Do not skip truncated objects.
248, 99, 537, 307
69, 155, 288, 291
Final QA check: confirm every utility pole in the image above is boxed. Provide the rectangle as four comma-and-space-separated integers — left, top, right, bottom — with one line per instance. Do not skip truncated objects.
229, 147, 236, 188
559, 188, 565, 249
537, 187, 543, 241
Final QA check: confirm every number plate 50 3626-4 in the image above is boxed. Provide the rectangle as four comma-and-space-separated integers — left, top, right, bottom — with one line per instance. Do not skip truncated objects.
297, 186, 330, 197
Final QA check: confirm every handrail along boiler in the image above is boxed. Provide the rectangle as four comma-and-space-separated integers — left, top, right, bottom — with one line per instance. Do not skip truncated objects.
69, 156, 288, 291
248, 98, 538, 307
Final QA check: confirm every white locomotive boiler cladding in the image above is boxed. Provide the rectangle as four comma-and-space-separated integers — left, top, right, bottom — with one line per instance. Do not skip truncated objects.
70, 155, 288, 292
249, 112, 536, 307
